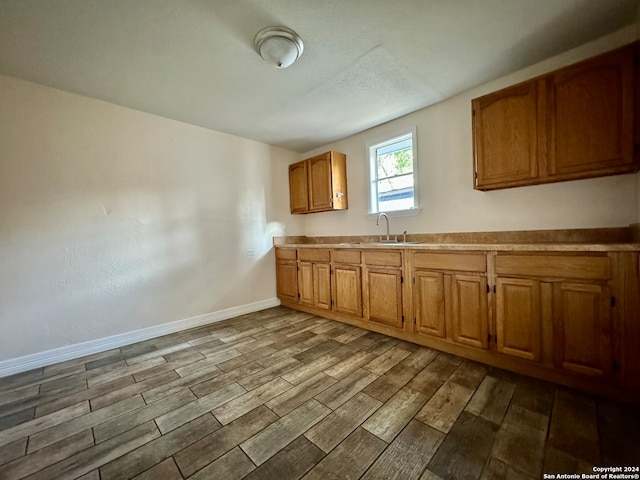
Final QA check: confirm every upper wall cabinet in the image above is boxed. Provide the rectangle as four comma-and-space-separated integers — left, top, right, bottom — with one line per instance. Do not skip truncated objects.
472, 42, 639, 191
289, 151, 348, 214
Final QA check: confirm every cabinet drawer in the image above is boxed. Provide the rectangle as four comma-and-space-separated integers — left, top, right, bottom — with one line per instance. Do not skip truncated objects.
332, 249, 361, 264
495, 254, 611, 280
275, 248, 297, 260
299, 249, 330, 262
362, 251, 402, 267
414, 252, 486, 272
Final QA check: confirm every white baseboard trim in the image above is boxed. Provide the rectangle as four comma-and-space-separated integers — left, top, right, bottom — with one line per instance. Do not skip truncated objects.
0, 297, 281, 378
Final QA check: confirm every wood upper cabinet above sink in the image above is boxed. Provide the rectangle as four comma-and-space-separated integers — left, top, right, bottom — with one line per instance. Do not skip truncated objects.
289, 151, 348, 214
473, 42, 639, 190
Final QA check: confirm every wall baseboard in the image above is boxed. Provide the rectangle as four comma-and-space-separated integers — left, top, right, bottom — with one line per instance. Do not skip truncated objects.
0, 298, 281, 378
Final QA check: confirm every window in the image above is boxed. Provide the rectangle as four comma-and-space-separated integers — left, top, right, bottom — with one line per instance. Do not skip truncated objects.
367, 128, 418, 214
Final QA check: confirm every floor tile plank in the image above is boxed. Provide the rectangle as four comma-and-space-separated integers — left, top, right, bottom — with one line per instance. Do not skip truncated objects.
304, 392, 382, 453
240, 399, 330, 466
212, 377, 293, 425
29, 421, 160, 480
415, 382, 474, 434
265, 372, 337, 417
174, 405, 278, 478
363, 420, 444, 480
305, 427, 387, 480
100, 413, 220, 479
243, 435, 324, 480
28, 395, 145, 452
428, 411, 499, 480
547, 388, 600, 464
155, 382, 245, 434
362, 387, 428, 443
314, 369, 379, 410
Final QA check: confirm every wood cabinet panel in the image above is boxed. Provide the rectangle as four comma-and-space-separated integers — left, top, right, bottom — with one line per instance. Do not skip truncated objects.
553, 282, 612, 378
313, 263, 331, 310
496, 277, 542, 362
548, 46, 635, 176
332, 265, 363, 317
362, 251, 402, 267
275, 248, 297, 260
414, 271, 446, 338
473, 42, 639, 191
414, 252, 486, 272
308, 153, 333, 211
447, 274, 489, 349
299, 249, 330, 262
473, 81, 540, 188
365, 267, 403, 329
298, 261, 314, 306
276, 261, 298, 302
332, 249, 361, 264
289, 151, 348, 214
495, 254, 610, 280
288, 161, 308, 214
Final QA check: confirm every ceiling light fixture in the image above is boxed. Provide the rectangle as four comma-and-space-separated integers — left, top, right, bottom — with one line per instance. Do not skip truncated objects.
254, 26, 304, 69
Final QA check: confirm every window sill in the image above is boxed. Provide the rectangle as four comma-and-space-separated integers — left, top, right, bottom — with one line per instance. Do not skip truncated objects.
366, 208, 422, 220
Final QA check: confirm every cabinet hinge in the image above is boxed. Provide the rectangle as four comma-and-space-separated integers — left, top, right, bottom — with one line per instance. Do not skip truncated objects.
401, 276, 404, 284
412, 277, 415, 284
493, 285, 496, 294
486, 284, 490, 294
611, 296, 616, 308
472, 108, 476, 117
414, 317, 417, 325
487, 333, 492, 343
401, 315, 405, 325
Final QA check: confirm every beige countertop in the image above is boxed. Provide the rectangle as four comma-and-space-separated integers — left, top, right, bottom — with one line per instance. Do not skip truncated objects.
276, 242, 640, 252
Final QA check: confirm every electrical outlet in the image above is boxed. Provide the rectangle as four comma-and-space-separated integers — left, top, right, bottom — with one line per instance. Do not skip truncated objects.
245, 248, 255, 257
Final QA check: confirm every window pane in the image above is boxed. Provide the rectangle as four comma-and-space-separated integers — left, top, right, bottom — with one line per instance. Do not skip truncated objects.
377, 173, 414, 211
377, 147, 413, 179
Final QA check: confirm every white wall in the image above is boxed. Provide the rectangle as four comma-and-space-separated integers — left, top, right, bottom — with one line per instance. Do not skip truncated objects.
301, 26, 638, 237
0, 74, 303, 363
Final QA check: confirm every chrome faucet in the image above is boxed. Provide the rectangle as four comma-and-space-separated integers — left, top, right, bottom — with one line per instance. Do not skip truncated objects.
376, 212, 390, 241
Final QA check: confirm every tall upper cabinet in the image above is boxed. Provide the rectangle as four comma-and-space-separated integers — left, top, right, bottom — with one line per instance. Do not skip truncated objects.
473, 42, 639, 190
289, 151, 348, 214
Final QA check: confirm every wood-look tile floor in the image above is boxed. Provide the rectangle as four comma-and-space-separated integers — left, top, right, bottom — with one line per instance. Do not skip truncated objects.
1, 307, 639, 480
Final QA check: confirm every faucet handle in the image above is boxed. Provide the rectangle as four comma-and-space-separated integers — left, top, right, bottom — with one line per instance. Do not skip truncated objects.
403, 230, 407, 242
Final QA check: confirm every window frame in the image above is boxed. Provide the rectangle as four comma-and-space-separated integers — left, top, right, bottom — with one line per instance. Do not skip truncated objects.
366, 127, 420, 217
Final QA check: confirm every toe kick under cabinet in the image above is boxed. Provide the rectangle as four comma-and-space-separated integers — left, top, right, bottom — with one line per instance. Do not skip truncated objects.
275, 245, 640, 403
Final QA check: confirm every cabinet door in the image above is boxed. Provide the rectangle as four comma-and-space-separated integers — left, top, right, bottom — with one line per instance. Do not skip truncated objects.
298, 262, 313, 306
332, 265, 363, 317
414, 271, 446, 338
496, 277, 542, 362
308, 153, 333, 211
553, 282, 612, 378
473, 81, 540, 189
548, 46, 635, 177
365, 267, 403, 329
447, 274, 489, 349
276, 261, 298, 302
313, 263, 331, 310
289, 160, 309, 214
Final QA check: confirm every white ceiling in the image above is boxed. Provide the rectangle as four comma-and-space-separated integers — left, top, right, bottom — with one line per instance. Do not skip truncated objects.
0, 0, 638, 152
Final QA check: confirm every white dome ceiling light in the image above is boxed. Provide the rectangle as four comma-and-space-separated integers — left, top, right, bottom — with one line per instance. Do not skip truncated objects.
254, 26, 304, 69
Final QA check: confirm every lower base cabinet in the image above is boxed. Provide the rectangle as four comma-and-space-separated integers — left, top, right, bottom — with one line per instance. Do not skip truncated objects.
364, 267, 403, 329
332, 264, 363, 317
276, 246, 639, 403
495, 277, 542, 362
553, 281, 612, 378
448, 274, 489, 349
